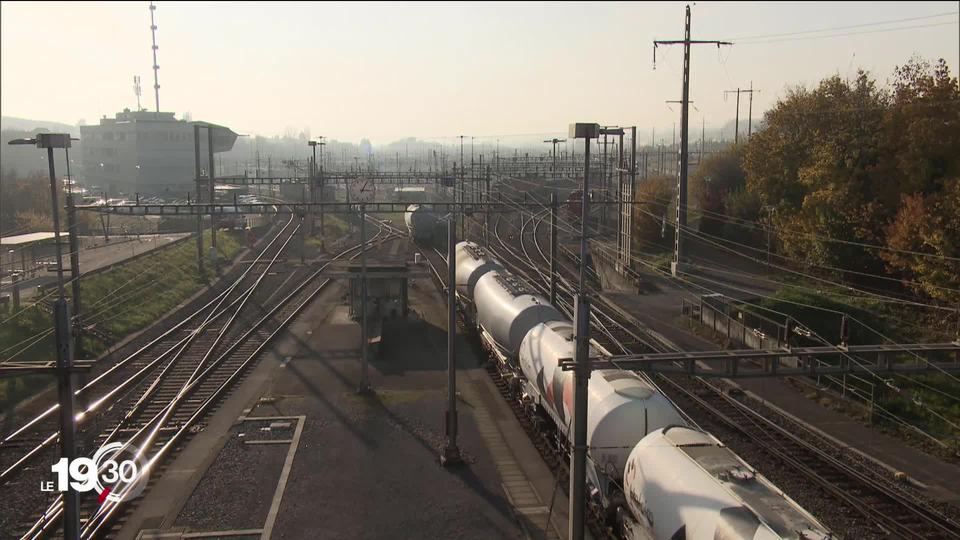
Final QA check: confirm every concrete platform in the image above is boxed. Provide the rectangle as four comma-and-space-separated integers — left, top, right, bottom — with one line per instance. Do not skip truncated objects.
1, 233, 192, 300
120, 263, 568, 539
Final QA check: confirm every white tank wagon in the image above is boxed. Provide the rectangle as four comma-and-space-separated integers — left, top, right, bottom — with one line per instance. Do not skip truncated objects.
518, 320, 687, 510
621, 426, 833, 540
454, 241, 503, 300
473, 270, 564, 360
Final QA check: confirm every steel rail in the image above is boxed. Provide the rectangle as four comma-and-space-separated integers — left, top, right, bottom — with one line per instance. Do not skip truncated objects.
1, 216, 297, 480
20, 223, 401, 539
480, 190, 960, 538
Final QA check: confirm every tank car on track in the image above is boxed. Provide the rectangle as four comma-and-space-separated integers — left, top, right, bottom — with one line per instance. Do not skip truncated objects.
621, 426, 832, 540
404, 204, 445, 248
452, 241, 833, 540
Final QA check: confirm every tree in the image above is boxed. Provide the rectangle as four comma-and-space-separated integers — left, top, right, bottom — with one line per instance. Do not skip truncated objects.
690, 146, 746, 236
882, 179, 960, 304
743, 70, 891, 280
632, 175, 674, 252
882, 57, 960, 197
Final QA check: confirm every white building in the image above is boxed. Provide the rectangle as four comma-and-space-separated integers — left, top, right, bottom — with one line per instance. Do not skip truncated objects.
80, 109, 238, 196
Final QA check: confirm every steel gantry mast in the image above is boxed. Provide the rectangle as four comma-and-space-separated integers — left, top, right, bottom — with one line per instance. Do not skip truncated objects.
654, 5, 731, 276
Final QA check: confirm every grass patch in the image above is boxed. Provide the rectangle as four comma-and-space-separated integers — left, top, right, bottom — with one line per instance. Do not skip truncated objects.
0, 230, 242, 408
306, 214, 350, 249
651, 252, 673, 274
744, 285, 960, 445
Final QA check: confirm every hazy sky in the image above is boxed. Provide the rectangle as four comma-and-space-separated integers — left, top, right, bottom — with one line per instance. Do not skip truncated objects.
2, 1, 958, 144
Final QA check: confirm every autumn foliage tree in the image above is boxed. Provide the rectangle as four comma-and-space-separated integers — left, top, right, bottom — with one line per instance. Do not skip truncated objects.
632, 174, 675, 252
731, 57, 959, 300
882, 181, 960, 303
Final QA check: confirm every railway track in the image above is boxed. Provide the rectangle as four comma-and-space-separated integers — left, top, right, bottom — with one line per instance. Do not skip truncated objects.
2, 212, 402, 539
482, 180, 960, 539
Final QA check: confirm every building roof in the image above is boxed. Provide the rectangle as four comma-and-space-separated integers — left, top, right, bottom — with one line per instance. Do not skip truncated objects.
1, 232, 57, 246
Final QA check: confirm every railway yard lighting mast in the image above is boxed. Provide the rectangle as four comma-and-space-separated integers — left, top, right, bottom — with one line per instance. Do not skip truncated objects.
8, 133, 82, 539
567, 122, 599, 540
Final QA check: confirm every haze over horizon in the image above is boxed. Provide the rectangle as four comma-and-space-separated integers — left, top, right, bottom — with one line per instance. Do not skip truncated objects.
1, 1, 958, 145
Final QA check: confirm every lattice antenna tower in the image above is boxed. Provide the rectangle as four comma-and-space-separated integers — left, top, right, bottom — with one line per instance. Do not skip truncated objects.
149, 1, 161, 114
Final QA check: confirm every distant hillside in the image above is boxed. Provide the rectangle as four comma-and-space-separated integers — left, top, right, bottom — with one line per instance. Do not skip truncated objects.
1, 116, 79, 136
1, 117, 80, 177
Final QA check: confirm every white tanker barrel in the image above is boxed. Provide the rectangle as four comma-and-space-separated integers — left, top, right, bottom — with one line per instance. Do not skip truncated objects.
454, 241, 503, 300
519, 321, 686, 488
622, 426, 832, 540
473, 271, 563, 358
405, 204, 439, 243
404, 204, 420, 232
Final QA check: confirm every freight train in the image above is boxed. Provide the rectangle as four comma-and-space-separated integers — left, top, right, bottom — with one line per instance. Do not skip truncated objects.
452, 240, 832, 540
404, 204, 446, 248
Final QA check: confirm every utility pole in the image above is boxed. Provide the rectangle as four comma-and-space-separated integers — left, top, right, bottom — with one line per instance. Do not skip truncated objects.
543, 138, 566, 183
9, 134, 81, 539
654, 5, 732, 276
64, 147, 81, 322
358, 203, 371, 394
319, 137, 326, 242
724, 86, 757, 145
300, 186, 306, 265
748, 81, 758, 140
458, 135, 466, 238
310, 142, 317, 236
567, 122, 599, 540
193, 124, 204, 276
549, 193, 558, 305
700, 117, 706, 165
484, 167, 491, 246
724, 88, 742, 145
440, 210, 461, 466
207, 127, 217, 262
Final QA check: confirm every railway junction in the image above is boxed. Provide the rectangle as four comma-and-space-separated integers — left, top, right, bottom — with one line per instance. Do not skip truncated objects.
2, 125, 959, 540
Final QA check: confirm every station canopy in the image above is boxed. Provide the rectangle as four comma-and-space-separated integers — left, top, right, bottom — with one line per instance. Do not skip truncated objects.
0, 232, 57, 246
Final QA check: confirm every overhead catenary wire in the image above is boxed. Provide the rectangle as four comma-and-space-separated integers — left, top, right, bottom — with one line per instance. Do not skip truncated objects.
477, 175, 960, 436
735, 20, 959, 45
729, 11, 959, 42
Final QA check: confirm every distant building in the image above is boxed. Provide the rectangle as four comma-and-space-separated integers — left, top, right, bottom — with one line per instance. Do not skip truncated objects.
80, 109, 238, 195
